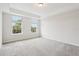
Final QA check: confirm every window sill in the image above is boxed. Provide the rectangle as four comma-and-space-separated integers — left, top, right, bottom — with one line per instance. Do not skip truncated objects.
11, 32, 23, 35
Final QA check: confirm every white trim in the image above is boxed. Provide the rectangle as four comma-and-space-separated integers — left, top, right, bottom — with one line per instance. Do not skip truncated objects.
3, 11, 40, 19
11, 14, 23, 35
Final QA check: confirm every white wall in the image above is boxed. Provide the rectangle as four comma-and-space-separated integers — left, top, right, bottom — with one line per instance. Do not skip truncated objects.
41, 9, 79, 46
0, 4, 8, 47
2, 12, 40, 43
0, 3, 9, 47
0, 9, 2, 47
0, 3, 40, 18
0, 3, 41, 43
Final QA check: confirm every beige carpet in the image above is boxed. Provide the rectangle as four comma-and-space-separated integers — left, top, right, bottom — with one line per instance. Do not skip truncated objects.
0, 37, 79, 56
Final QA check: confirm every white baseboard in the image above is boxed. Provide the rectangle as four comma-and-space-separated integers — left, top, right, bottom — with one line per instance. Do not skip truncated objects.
42, 36, 79, 47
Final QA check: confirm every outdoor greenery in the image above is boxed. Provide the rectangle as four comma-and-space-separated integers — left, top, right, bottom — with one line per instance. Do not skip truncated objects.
12, 16, 38, 33
13, 20, 21, 33
31, 26, 36, 32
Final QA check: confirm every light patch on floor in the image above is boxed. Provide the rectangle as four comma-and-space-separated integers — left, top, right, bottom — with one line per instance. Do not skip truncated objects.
0, 38, 79, 56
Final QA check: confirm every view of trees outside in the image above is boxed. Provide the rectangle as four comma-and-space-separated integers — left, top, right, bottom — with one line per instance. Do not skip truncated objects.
31, 24, 37, 32
31, 19, 38, 32
12, 15, 22, 33
12, 16, 38, 33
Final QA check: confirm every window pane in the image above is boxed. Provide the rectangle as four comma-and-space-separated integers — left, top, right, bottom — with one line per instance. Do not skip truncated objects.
31, 19, 38, 32
12, 15, 22, 34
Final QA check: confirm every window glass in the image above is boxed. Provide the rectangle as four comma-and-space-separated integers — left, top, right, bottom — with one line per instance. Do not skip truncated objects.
31, 19, 38, 32
12, 15, 22, 34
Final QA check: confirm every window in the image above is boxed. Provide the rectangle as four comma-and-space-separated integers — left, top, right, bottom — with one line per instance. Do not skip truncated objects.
31, 19, 38, 32
12, 15, 22, 34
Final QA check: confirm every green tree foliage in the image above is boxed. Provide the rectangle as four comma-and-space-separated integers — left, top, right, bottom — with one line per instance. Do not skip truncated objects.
13, 20, 21, 33
31, 26, 36, 32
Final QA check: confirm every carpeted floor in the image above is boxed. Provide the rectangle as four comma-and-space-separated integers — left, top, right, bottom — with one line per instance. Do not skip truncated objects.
0, 37, 79, 56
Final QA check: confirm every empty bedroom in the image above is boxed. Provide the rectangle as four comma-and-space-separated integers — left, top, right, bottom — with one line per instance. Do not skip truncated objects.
0, 3, 79, 56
